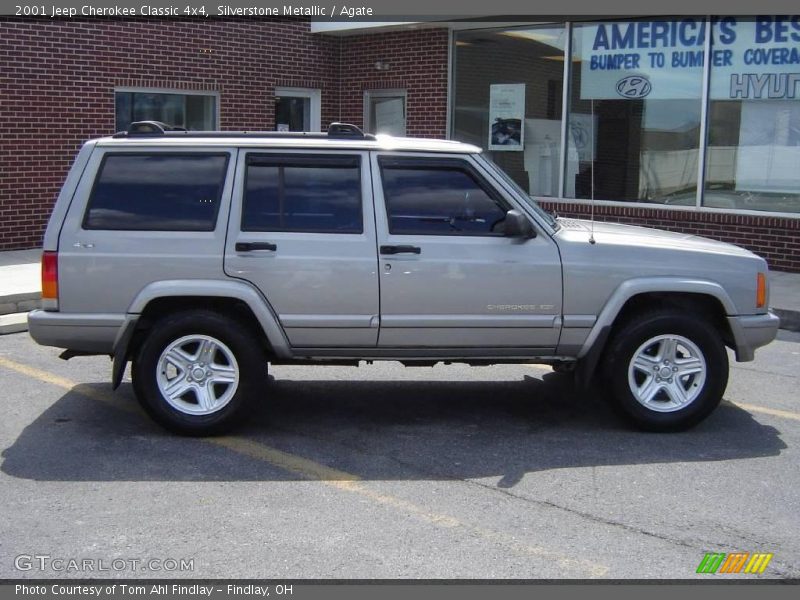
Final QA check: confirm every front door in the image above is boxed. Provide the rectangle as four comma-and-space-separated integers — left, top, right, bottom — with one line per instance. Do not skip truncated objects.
225, 150, 379, 347
371, 153, 562, 351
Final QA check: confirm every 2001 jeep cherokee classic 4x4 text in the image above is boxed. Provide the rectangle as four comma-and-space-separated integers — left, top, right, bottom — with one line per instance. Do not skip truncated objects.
28, 122, 780, 435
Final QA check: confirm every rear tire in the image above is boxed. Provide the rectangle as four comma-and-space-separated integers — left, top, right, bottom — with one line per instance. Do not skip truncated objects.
132, 310, 267, 436
602, 310, 729, 432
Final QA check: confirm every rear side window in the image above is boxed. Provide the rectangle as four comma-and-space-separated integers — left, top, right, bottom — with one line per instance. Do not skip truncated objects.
242, 154, 362, 233
84, 153, 228, 231
379, 157, 509, 236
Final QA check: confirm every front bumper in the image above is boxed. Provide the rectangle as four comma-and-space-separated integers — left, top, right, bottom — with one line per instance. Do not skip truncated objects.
727, 311, 781, 362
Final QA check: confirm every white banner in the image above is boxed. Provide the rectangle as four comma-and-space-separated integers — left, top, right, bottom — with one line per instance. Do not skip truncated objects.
579, 17, 800, 101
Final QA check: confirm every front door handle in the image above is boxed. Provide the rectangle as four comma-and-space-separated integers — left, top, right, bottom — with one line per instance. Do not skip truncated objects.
380, 245, 421, 255
236, 241, 277, 252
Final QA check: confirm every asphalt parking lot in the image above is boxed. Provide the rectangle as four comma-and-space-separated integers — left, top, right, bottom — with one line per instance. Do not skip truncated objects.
0, 330, 798, 580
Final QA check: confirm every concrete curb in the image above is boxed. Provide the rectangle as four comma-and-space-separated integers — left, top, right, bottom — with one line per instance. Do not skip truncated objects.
0, 291, 40, 335
0, 292, 41, 317
0, 313, 28, 335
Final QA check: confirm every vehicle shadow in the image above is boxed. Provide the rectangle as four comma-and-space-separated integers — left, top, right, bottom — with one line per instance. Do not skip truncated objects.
1, 371, 786, 483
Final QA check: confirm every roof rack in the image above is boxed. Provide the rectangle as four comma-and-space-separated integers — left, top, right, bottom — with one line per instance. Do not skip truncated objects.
113, 121, 377, 141
126, 121, 187, 135
328, 123, 370, 138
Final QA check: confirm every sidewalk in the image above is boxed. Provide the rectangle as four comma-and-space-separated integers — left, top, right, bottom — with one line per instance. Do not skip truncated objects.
0, 249, 798, 334
769, 271, 800, 332
0, 249, 41, 334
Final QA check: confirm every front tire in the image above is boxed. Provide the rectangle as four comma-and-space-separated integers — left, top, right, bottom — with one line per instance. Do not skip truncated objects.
132, 310, 267, 436
603, 310, 729, 432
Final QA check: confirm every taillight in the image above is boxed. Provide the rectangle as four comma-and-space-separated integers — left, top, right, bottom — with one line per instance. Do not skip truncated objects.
42, 251, 59, 310
756, 272, 766, 309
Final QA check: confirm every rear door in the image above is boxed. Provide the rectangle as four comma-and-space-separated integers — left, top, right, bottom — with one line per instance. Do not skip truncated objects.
371, 152, 562, 351
224, 149, 379, 347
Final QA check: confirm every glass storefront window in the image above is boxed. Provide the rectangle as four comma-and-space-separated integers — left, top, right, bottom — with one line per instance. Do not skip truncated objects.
566, 19, 706, 204
115, 90, 217, 132
451, 18, 800, 215
704, 17, 800, 214
453, 25, 567, 196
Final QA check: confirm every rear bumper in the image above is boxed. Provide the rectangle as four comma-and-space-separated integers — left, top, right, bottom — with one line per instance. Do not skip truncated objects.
727, 311, 781, 362
27, 310, 124, 354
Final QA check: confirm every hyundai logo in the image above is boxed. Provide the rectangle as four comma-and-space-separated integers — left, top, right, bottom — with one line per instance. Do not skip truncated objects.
616, 75, 652, 99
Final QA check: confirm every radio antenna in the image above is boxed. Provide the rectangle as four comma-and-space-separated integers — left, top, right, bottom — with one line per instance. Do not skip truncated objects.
589, 98, 596, 245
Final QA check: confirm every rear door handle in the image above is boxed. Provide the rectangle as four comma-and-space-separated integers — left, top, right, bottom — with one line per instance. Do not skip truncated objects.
236, 241, 277, 252
380, 245, 421, 255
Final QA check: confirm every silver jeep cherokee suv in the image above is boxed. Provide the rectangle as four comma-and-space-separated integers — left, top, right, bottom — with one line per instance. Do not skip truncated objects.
29, 121, 780, 435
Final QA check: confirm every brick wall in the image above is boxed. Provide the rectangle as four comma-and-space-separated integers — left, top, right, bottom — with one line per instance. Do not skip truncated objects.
0, 19, 449, 251
338, 28, 449, 138
0, 17, 340, 250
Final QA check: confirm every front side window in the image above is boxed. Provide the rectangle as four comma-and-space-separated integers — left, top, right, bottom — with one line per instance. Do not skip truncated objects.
242, 155, 362, 233
84, 154, 228, 231
115, 91, 217, 132
379, 157, 510, 235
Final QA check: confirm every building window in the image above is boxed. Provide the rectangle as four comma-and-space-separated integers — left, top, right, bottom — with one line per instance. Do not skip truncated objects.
114, 89, 218, 132
274, 87, 322, 132
703, 17, 800, 214
565, 19, 706, 204
84, 154, 228, 231
364, 90, 407, 136
453, 25, 567, 196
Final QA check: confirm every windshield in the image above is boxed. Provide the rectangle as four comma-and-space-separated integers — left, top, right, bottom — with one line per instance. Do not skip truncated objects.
475, 154, 558, 229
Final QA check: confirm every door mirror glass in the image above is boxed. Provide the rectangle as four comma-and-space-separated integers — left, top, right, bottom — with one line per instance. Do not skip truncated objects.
503, 209, 535, 238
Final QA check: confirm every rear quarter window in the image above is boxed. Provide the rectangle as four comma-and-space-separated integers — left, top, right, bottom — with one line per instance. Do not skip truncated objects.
83, 153, 229, 231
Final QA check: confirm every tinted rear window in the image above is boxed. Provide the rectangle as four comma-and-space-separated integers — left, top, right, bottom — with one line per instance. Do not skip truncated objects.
242, 155, 362, 233
84, 153, 228, 231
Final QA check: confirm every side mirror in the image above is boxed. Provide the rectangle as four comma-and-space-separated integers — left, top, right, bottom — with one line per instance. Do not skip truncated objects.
504, 209, 536, 238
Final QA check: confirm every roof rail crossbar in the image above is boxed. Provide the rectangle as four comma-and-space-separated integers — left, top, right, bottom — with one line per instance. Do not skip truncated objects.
125, 121, 187, 135
328, 122, 376, 140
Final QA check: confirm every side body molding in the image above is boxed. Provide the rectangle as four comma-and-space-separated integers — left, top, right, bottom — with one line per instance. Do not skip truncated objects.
577, 277, 738, 361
